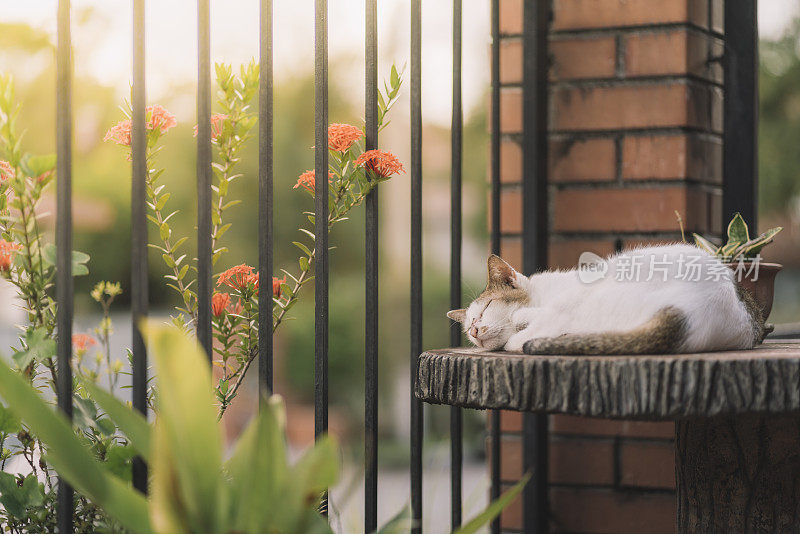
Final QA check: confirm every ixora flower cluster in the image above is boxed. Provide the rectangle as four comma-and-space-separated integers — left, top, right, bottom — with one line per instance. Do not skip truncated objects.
103, 61, 405, 417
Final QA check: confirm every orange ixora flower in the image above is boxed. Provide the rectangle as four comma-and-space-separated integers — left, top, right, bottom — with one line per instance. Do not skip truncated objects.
72, 334, 97, 352
147, 105, 177, 134
293, 170, 334, 194
0, 161, 15, 183
0, 240, 20, 272
328, 123, 363, 152
193, 113, 228, 141
104, 105, 177, 146
272, 276, 287, 298
354, 149, 405, 178
103, 119, 132, 146
212, 292, 231, 317
217, 264, 256, 292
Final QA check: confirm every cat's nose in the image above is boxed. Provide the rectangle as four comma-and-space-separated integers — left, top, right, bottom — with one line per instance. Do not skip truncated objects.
469, 326, 479, 338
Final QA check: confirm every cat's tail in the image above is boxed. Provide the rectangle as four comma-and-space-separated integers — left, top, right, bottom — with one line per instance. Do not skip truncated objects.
522, 306, 687, 355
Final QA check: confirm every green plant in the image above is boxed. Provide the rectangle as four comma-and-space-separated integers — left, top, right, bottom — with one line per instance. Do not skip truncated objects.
0, 73, 132, 532
0, 323, 527, 533
105, 62, 406, 419
692, 212, 782, 262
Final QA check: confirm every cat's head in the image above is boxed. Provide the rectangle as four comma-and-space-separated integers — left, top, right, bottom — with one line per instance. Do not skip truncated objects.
447, 255, 530, 350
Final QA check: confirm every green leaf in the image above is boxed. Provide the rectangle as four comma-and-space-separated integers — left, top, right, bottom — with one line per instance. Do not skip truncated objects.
82, 379, 151, 461
72, 250, 90, 276
741, 226, 782, 257
692, 233, 718, 255
299, 256, 309, 271
105, 443, 136, 482
453, 473, 531, 534
42, 243, 56, 267
726, 212, 750, 245
293, 241, 312, 257
13, 327, 56, 369
20, 153, 56, 177
0, 354, 153, 533
159, 222, 170, 241
0, 473, 43, 519
142, 321, 224, 533
0, 404, 20, 434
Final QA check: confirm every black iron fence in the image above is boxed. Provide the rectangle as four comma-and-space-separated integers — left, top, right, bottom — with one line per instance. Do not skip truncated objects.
51, 0, 758, 533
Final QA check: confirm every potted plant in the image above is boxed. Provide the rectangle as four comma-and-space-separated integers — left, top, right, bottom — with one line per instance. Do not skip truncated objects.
692, 213, 783, 319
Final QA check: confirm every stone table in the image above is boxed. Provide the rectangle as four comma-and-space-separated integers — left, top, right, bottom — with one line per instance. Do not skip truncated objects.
415, 341, 800, 533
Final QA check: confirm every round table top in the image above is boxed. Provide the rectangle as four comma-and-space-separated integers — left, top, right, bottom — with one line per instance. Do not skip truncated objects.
414, 341, 800, 420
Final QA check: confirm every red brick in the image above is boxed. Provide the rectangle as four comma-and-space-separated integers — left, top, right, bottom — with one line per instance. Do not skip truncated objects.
552, 83, 720, 132
550, 487, 676, 533
499, 0, 523, 34
500, 39, 523, 84
497, 436, 615, 485
620, 441, 676, 489
553, 186, 710, 233
500, 237, 522, 270
553, 0, 707, 31
624, 30, 723, 83
500, 189, 522, 233
500, 483, 523, 530
500, 139, 522, 183
549, 239, 617, 270
622, 134, 722, 183
551, 438, 615, 485
550, 36, 616, 81
550, 138, 617, 182
551, 415, 675, 439
500, 88, 522, 133
501, 409, 523, 432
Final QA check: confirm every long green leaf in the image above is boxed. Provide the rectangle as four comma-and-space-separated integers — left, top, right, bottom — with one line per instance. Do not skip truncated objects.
81, 379, 151, 461
453, 473, 531, 534
0, 357, 153, 534
692, 233, 718, 255
142, 321, 224, 533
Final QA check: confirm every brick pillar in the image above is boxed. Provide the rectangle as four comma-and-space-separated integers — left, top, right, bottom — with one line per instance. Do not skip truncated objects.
492, 0, 724, 531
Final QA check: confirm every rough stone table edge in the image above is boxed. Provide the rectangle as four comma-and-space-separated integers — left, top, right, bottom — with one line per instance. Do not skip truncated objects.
414, 342, 800, 420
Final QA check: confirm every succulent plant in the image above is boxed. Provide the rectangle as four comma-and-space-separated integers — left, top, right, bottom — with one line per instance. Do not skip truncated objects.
693, 213, 782, 262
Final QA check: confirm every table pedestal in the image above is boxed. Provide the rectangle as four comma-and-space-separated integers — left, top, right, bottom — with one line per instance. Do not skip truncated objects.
676, 414, 800, 533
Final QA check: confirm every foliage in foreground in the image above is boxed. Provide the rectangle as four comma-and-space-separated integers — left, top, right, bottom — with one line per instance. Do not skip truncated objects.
0, 323, 527, 533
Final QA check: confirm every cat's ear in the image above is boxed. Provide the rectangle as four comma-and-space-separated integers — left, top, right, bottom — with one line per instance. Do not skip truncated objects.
447, 309, 467, 323
488, 254, 520, 288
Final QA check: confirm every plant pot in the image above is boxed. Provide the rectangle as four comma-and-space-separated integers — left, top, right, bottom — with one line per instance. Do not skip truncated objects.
726, 262, 782, 320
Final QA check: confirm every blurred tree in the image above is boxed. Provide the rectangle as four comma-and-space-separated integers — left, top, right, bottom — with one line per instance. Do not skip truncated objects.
759, 17, 800, 216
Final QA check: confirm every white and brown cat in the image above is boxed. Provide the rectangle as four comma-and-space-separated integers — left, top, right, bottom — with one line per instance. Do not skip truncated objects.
447, 244, 764, 355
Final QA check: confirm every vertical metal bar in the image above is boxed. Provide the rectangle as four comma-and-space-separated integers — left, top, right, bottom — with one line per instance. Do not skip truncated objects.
410, 0, 423, 531
449, 0, 463, 529
131, 0, 148, 494
196, 0, 212, 359
56, 0, 74, 531
364, 0, 379, 531
258, 0, 274, 395
314, 0, 329, 442
489, 0, 502, 532
723, 0, 758, 231
522, 1, 549, 533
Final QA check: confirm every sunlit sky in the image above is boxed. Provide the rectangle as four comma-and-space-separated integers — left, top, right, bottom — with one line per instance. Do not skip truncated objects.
2, 0, 492, 126
3, 0, 797, 127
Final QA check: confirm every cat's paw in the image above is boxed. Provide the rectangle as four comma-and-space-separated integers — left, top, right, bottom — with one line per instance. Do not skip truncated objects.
504, 330, 531, 352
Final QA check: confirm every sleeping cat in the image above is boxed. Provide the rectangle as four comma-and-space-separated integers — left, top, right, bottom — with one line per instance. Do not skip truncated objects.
447, 244, 764, 354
